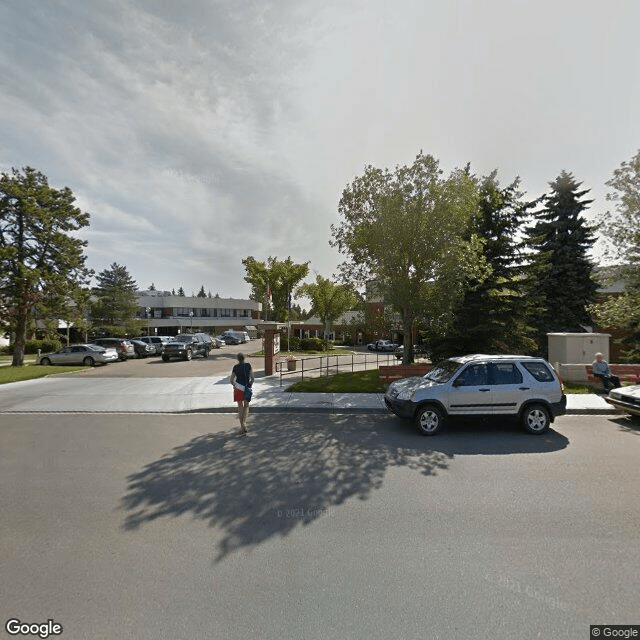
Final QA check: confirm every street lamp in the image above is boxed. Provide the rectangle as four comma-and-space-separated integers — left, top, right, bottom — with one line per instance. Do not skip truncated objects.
145, 307, 151, 336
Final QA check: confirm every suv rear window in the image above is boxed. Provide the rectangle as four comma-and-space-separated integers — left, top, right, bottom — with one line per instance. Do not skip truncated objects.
521, 361, 555, 382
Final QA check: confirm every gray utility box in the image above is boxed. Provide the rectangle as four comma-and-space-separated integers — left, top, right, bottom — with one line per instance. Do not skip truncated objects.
547, 333, 611, 383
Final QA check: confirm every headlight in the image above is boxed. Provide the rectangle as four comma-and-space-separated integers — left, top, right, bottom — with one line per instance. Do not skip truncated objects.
396, 390, 413, 400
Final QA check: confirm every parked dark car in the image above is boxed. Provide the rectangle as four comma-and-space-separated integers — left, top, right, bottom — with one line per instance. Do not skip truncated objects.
91, 338, 136, 360
133, 336, 166, 355
130, 339, 156, 358
162, 333, 212, 361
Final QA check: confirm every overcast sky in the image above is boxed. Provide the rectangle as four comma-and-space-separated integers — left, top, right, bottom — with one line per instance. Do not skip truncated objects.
1, 0, 639, 298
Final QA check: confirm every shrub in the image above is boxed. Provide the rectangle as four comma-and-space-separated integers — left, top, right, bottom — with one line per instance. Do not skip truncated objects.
300, 337, 327, 352
26, 338, 63, 354
1, 339, 63, 355
280, 335, 301, 351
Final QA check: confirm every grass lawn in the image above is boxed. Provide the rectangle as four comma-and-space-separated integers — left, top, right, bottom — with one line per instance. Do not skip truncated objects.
0, 364, 89, 384
287, 369, 386, 393
563, 381, 598, 394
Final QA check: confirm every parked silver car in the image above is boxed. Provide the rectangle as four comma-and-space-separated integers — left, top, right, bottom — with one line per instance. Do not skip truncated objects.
384, 354, 566, 435
39, 344, 119, 366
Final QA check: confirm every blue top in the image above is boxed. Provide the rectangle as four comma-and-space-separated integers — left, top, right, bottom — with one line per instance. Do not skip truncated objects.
592, 360, 611, 376
232, 362, 252, 386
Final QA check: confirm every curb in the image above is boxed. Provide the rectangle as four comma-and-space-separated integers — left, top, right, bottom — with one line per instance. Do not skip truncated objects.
0, 407, 621, 416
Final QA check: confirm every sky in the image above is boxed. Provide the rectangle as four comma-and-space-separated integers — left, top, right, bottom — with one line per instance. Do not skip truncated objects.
1, 0, 639, 299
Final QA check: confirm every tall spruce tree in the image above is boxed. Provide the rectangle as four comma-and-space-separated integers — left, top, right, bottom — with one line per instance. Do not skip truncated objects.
430, 172, 537, 359
92, 263, 139, 329
523, 171, 598, 353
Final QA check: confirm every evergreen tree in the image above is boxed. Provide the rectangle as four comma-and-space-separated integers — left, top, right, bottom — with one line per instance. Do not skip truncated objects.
523, 171, 598, 353
197, 285, 206, 298
0, 167, 92, 365
149, 282, 156, 291
177, 286, 185, 297
430, 172, 537, 359
92, 263, 139, 327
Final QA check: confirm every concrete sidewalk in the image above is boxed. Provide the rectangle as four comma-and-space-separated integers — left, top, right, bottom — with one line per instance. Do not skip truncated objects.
0, 374, 618, 414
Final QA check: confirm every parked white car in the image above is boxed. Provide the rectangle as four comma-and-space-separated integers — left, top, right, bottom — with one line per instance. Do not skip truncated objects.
39, 344, 119, 366
605, 385, 640, 419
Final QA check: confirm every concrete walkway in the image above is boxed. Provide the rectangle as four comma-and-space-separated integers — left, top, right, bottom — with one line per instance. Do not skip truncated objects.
0, 374, 618, 414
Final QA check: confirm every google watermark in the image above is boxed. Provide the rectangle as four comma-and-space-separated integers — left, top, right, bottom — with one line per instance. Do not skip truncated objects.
591, 627, 640, 638
5, 619, 63, 638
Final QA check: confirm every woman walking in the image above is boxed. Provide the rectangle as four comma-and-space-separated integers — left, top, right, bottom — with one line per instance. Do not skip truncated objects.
230, 352, 254, 435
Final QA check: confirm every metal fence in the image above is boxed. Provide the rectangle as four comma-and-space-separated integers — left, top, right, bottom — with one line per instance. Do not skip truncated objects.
275, 352, 399, 386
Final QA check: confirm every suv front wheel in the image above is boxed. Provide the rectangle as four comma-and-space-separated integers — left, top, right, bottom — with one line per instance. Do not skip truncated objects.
521, 403, 550, 434
416, 405, 445, 436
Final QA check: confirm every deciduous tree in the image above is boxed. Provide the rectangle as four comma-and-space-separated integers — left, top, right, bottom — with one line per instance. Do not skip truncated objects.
242, 256, 309, 321
297, 275, 356, 339
331, 153, 487, 363
590, 150, 640, 358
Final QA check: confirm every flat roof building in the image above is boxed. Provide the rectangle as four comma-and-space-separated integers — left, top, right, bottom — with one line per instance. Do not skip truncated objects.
136, 291, 262, 336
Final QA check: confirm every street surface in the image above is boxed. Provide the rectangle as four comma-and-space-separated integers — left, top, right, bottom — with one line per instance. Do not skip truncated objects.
1, 412, 639, 640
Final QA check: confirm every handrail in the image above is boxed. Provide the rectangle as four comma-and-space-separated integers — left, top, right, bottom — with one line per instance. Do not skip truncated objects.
276, 351, 398, 386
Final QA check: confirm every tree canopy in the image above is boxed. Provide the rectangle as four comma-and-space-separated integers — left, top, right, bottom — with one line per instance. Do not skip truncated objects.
331, 152, 488, 363
590, 150, 640, 358
430, 172, 537, 359
297, 275, 356, 339
242, 256, 310, 321
0, 166, 91, 365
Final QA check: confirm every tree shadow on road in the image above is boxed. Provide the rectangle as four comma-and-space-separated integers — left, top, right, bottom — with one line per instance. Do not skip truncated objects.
120, 414, 568, 561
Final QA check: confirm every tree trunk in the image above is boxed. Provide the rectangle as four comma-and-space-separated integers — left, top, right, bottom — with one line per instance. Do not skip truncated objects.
12, 303, 28, 367
402, 314, 415, 365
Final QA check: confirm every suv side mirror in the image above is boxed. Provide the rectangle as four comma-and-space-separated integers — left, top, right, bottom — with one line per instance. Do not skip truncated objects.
452, 378, 463, 387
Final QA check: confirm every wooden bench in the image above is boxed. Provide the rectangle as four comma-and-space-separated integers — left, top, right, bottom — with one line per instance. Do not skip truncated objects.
379, 363, 433, 384
585, 364, 640, 387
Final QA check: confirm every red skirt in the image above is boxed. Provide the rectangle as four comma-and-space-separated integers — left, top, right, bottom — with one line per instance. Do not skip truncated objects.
233, 388, 245, 402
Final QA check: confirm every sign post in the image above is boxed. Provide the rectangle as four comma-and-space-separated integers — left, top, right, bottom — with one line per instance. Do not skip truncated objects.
263, 323, 284, 375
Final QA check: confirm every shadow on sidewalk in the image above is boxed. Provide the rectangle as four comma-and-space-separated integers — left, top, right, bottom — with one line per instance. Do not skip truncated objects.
120, 414, 569, 562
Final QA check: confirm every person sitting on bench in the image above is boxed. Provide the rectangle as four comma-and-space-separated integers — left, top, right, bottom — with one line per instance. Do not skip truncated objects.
592, 353, 621, 391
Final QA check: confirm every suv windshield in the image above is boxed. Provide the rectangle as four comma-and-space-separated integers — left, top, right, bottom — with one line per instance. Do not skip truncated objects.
424, 359, 462, 383
173, 335, 195, 342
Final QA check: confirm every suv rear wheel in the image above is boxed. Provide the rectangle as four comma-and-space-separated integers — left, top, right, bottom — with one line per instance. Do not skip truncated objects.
184, 349, 192, 361
416, 405, 445, 436
521, 403, 550, 434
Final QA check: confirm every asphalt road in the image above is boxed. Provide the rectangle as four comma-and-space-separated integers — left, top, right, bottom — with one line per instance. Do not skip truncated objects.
2, 413, 639, 640
53, 342, 396, 379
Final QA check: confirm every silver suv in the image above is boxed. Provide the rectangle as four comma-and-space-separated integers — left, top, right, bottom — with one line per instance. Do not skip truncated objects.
384, 354, 566, 435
